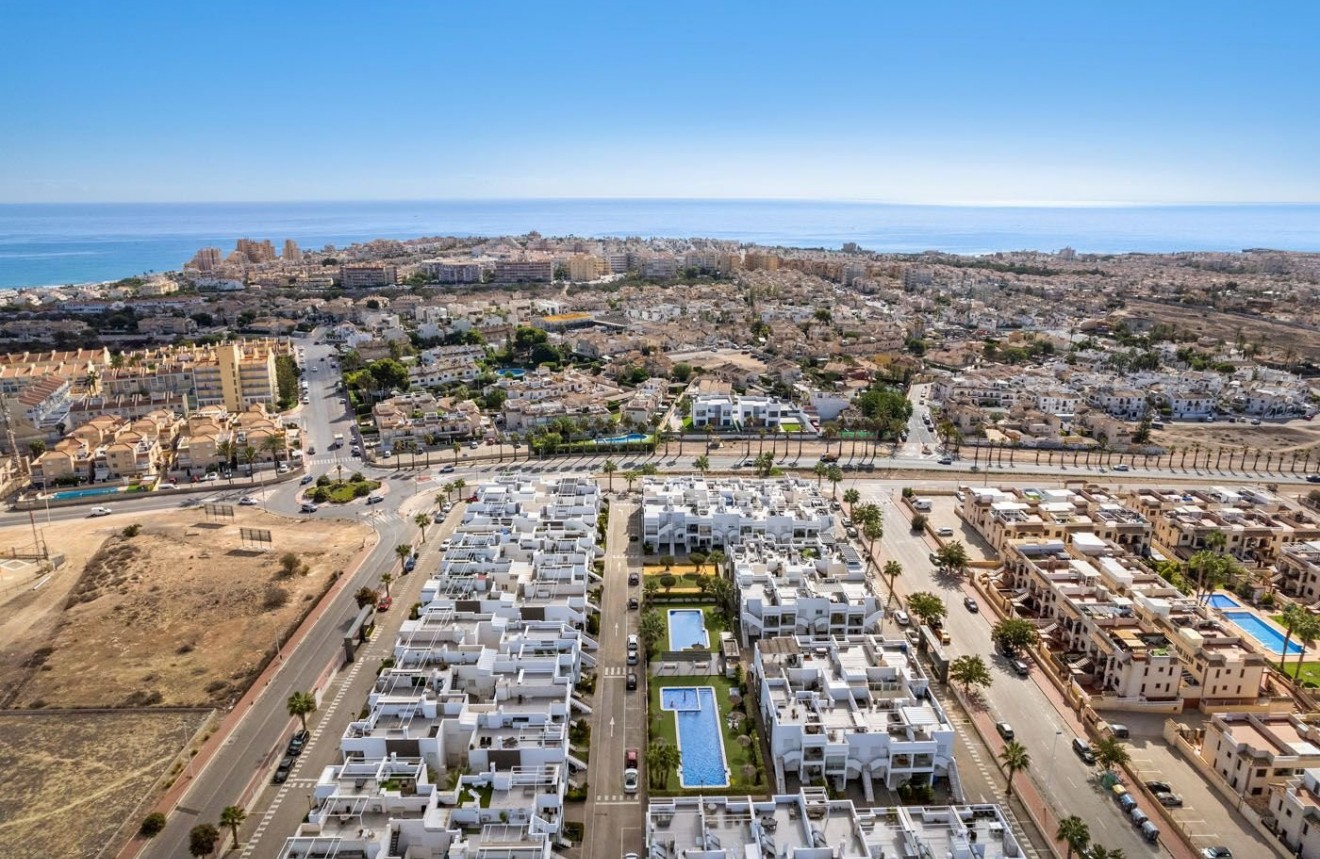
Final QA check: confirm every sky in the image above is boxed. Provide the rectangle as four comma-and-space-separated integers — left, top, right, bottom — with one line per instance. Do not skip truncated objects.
1, 1, 1318, 205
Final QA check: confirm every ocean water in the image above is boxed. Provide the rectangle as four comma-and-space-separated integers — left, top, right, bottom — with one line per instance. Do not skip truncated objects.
2, 199, 1320, 290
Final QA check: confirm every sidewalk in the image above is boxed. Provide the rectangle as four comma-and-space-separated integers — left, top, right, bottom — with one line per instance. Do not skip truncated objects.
114, 529, 382, 859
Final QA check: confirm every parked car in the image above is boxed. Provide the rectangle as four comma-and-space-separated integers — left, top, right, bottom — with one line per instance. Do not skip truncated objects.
628, 572, 640, 586
1201, 848, 1232, 859
1071, 738, 1095, 764
1109, 723, 1131, 739
628, 597, 639, 610
1011, 658, 1031, 676
938, 456, 954, 465
963, 597, 979, 613
88, 506, 113, 517
893, 609, 910, 626
377, 596, 393, 612
626, 672, 638, 691
273, 755, 294, 784
995, 722, 1014, 741
1156, 792, 1183, 807
287, 729, 309, 756
936, 527, 955, 537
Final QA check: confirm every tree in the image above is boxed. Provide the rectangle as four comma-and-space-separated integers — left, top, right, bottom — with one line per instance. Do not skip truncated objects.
843, 488, 860, 507
139, 812, 167, 838
693, 455, 710, 476
414, 513, 432, 541
1276, 603, 1308, 672
638, 609, 665, 657
381, 571, 394, 597
949, 654, 993, 695
826, 465, 843, 499
689, 551, 708, 576
603, 458, 617, 491
355, 586, 380, 609
906, 591, 947, 629
911, 513, 928, 532
881, 560, 903, 607
1056, 816, 1091, 859
395, 543, 413, 573
287, 691, 316, 732
934, 541, 970, 576
1085, 847, 1127, 859
999, 740, 1031, 799
647, 739, 681, 790
991, 618, 1039, 656
813, 461, 827, 487
367, 358, 410, 393
1092, 736, 1130, 772
188, 823, 220, 857
27, 439, 45, 458
623, 469, 640, 493
220, 805, 247, 850
262, 432, 287, 468
1291, 612, 1320, 683
642, 576, 660, 606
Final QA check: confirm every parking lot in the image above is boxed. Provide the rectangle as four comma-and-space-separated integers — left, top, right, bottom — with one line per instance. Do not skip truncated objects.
1103, 712, 1281, 859
917, 495, 998, 563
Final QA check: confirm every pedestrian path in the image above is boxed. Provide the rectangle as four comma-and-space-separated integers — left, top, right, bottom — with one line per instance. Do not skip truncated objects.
594, 794, 640, 804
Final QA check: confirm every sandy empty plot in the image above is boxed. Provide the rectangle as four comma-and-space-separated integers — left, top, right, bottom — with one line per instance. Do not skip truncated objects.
0, 709, 209, 859
0, 506, 371, 709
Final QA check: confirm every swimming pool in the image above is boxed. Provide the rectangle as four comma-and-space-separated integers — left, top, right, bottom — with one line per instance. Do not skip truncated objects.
1206, 594, 1241, 609
47, 486, 123, 501
1223, 610, 1303, 655
593, 432, 649, 445
668, 609, 710, 650
660, 686, 729, 788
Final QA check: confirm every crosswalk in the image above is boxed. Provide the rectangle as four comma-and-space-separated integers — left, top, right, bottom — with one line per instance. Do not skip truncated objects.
595, 794, 640, 804
600, 666, 632, 677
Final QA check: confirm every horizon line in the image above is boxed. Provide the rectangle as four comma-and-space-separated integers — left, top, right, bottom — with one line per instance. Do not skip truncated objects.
4, 196, 1320, 208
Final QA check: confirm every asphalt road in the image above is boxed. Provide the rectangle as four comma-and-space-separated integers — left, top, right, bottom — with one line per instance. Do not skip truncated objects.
582, 496, 646, 859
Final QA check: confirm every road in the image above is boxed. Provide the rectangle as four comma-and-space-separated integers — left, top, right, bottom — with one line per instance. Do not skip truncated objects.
857, 485, 1163, 858
582, 495, 646, 859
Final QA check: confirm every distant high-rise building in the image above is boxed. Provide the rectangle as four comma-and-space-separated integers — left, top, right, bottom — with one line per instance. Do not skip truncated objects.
235, 238, 277, 264
189, 247, 222, 272
283, 240, 302, 261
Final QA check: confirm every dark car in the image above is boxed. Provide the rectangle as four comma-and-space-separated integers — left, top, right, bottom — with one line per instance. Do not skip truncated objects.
1145, 780, 1172, 794
995, 722, 1014, 741
287, 729, 310, 756
273, 755, 294, 784
628, 597, 639, 610
403, 554, 417, 573
963, 597, 979, 613
1071, 737, 1095, 764
1308, 475, 1320, 484
628, 572, 640, 586
626, 672, 638, 691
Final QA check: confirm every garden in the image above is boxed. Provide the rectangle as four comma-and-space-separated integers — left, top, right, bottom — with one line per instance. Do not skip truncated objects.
646, 673, 766, 794
306, 472, 382, 504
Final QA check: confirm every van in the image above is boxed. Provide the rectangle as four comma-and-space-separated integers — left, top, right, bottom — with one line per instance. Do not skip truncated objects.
912, 499, 933, 511
1139, 820, 1159, 843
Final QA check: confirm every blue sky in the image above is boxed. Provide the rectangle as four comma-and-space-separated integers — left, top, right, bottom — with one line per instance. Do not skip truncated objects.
2, 1, 1317, 204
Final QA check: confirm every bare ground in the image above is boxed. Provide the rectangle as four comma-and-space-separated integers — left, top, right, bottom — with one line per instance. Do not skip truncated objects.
0, 709, 210, 859
0, 507, 371, 709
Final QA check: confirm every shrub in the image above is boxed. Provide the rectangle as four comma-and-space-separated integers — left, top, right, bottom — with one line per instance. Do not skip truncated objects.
122, 523, 143, 538
901, 487, 914, 498
660, 574, 677, 590
911, 513, 928, 532
262, 584, 290, 610
139, 812, 167, 838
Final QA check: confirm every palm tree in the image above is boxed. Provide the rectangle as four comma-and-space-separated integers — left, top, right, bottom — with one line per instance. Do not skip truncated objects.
843, 487, 860, 508
707, 549, 726, 579
1055, 816, 1090, 859
220, 805, 247, 850
286, 691, 316, 732
623, 470, 639, 493
414, 513, 431, 541
1291, 612, 1320, 682
381, 571, 394, 597
452, 478, 466, 501
395, 543, 413, 572
999, 740, 1031, 799
694, 455, 710, 477
603, 458, 618, 491
1092, 735, 1130, 772
826, 465, 843, 500
949, 654, 992, 696
881, 560, 903, 608
452, 441, 462, 464
242, 445, 259, 477
1085, 846, 1126, 859
862, 520, 883, 571
217, 440, 237, 471
646, 739, 681, 790
813, 461, 827, 487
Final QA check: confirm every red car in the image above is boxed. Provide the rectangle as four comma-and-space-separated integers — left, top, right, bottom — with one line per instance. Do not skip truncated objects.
377, 596, 393, 612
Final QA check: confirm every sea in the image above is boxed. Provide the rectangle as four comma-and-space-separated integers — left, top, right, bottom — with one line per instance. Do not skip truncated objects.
2, 199, 1320, 291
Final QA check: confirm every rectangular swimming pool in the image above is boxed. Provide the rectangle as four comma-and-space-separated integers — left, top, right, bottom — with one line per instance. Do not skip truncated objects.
659, 686, 729, 788
1206, 594, 1241, 609
667, 609, 710, 650
1223, 610, 1302, 655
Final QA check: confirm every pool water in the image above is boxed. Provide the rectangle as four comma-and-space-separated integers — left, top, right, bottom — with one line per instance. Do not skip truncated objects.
668, 609, 710, 650
593, 432, 649, 445
1223, 610, 1302, 655
48, 486, 123, 501
660, 686, 729, 788
1206, 594, 1241, 609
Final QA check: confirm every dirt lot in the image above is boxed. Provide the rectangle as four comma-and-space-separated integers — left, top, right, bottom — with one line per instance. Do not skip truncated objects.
0, 506, 371, 709
1123, 298, 1320, 363
1153, 418, 1320, 455
0, 709, 210, 859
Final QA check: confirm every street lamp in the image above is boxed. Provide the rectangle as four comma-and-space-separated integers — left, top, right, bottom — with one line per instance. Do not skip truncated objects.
1047, 728, 1064, 796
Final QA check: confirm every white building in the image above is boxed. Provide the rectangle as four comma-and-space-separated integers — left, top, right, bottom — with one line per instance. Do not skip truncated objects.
690, 392, 812, 431
1270, 768, 1320, 859
642, 476, 834, 554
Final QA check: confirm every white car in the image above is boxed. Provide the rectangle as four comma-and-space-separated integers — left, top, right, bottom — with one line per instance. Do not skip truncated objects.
88, 506, 113, 517
893, 609, 910, 626
201, 472, 219, 482
238, 496, 258, 506
623, 767, 639, 793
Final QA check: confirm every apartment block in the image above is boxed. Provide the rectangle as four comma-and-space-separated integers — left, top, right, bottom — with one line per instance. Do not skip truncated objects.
1128, 485, 1320, 565
642, 476, 834, 554
1269, 768, 1320, 859
756, 636, 954, 794
645, 790, 1022, 859
690, 392, 812, 431
1201, 712, 1320, 799
339, 264, 398, 289
192, 341, 280, 412
732, 536, 880, 647
421, 260, 492, 283
274, 476, 601, 859
372, 391, 486, 448
1277, 541, 1320, 604
493, 260, 554, 283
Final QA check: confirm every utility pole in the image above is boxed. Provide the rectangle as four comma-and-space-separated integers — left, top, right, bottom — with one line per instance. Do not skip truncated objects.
0, 391, 26, 476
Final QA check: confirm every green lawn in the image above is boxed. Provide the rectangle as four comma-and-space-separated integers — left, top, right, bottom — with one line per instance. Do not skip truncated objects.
647, 673, 764, 793
313, 478, 382, 503
1280, 661, 1320, 688
653, 603, 727, 652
